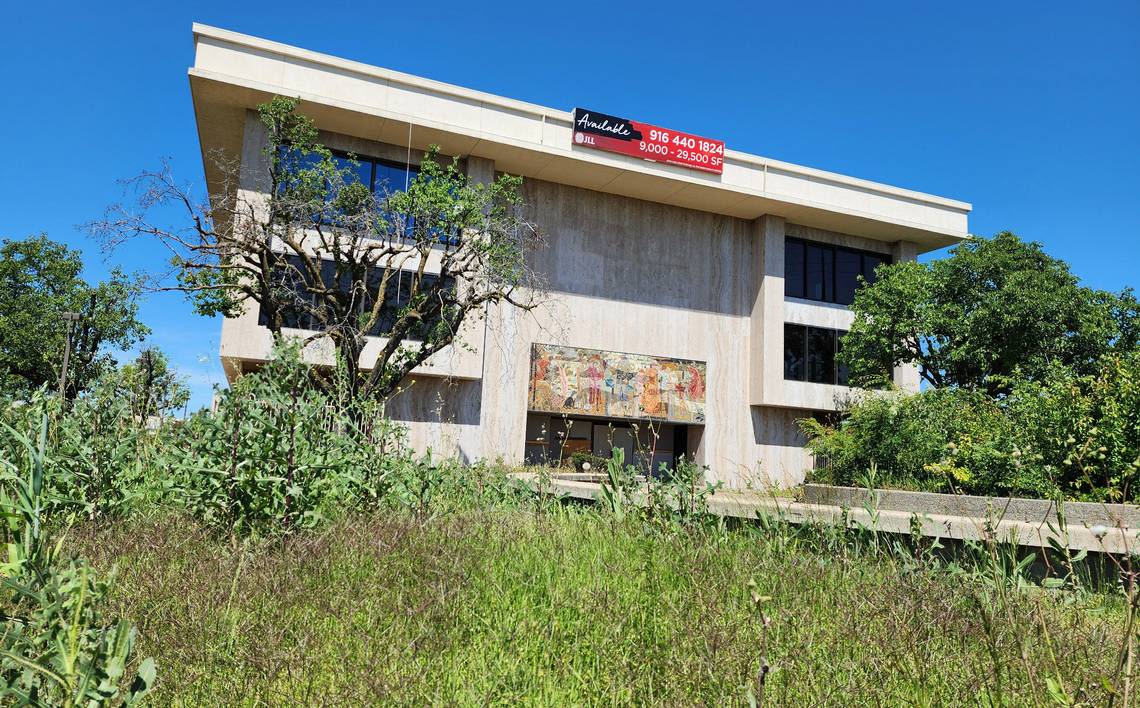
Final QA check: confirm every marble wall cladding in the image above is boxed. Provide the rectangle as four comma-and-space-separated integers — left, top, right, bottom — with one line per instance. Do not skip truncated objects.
221, 122, 930, 487
474, 176, 784, 487
384, 376, 483, 463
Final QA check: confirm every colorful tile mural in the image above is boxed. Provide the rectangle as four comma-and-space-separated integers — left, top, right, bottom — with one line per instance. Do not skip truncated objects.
527, 344, 706, 424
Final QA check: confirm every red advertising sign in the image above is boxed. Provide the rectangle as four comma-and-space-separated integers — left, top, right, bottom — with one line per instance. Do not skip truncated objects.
572, 107, 724, 174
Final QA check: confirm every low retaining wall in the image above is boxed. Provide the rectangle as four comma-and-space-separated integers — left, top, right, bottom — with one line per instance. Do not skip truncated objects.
517, 475, 1140, 553
802, 484, 1140, 530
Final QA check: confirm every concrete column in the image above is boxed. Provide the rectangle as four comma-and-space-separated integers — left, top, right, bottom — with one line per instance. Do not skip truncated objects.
220, 112, 276, 370
749, 214, 786, 406
464, 155, 495, 186
890, 240, 922, 393
890, 239, 919, 264
467, 155, 528, 464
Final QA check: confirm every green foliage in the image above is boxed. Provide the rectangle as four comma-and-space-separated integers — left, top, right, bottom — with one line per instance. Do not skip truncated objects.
646, 456, 720, 523
94, 347, 190, 421
99, 95, 542, 406
803, 387, 1022, 495
0, 416, 154, 704
158, 341, 405, 536
0, 391, 151, 522
0, 340, 538, 538
804, 352, 1140, 500
1003, 353, 1140, 501
0, 235, 148, 399
597, 447, 636, 520
568, 450, 607, 471
842, 231, 1139, 394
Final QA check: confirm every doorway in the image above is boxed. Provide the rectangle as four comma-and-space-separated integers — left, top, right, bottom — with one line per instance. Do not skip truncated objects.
593, 424, 635, 465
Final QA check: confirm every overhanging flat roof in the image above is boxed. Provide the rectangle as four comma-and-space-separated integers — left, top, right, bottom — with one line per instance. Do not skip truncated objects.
189, 23, 971, 251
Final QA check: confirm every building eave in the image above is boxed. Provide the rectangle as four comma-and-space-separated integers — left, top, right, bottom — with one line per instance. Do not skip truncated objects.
189, 23, 971, 251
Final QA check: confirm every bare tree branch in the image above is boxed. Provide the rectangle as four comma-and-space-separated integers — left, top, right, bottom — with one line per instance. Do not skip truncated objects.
91, 96, 546, 409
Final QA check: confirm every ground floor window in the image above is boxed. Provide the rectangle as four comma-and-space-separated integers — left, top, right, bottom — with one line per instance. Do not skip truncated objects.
524, 412, 694, 474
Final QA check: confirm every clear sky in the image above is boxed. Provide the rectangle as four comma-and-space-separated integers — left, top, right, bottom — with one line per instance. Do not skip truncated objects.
2, 2, 1137, 410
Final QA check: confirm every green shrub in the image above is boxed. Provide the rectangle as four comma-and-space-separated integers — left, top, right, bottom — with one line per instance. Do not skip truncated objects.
568, 451, 607, 472
150, 342, 536, 534
0, 390, 153, 522
802, 387, 1020, 495
1004, 353, 1140, 501
157, 343, 408, 536
803, 352, 1140, 501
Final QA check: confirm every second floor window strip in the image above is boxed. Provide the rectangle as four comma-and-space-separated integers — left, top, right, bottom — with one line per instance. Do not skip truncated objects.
277, 147, 419, 196
784, 237, 891, 306
257, 254, 454, 341
329, 151, 419, 195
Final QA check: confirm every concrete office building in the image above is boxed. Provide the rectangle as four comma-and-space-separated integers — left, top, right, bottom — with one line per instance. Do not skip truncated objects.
190, 24, 970, 488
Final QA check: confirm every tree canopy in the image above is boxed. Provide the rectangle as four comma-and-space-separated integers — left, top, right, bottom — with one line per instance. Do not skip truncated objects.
840, 231, 1139, 394
93, 96, 542, 405
0, 234, 148, 399
93, 347, 191, 420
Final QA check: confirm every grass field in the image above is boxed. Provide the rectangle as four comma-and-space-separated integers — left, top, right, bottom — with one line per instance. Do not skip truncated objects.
74, 508, 1127, 705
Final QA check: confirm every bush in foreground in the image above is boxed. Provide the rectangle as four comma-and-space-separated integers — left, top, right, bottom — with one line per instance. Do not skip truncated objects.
804, 352, 1140, 500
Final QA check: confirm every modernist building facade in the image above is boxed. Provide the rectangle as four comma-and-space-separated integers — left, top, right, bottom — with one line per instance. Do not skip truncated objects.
190, 24, 971, 488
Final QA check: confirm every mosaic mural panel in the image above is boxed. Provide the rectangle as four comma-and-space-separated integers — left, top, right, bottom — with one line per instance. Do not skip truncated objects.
527, 344, 706, 424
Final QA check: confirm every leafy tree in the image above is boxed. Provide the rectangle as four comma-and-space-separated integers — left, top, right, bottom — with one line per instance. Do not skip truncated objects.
840, 231, 1138, 394
93, 96, 543, 406
0, 235, 148, 399
95, 347, 191, 420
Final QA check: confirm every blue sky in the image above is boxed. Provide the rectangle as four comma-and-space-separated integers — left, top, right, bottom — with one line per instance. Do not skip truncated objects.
2, 2, 1137, 410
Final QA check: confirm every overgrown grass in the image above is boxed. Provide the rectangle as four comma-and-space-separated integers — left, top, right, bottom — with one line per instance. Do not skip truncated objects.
73, 509, 1124, 705
4, 348, 1135, 704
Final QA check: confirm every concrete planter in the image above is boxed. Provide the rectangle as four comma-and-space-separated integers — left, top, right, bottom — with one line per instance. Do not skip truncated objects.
802, 484, 1140, 529
549, 472, 648, 484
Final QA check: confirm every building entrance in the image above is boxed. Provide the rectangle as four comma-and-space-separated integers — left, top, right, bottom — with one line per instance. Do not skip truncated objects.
523, 412, 698, 474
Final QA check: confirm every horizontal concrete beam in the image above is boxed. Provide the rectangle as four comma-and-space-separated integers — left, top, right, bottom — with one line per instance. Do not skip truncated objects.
520, 476, 1140, 554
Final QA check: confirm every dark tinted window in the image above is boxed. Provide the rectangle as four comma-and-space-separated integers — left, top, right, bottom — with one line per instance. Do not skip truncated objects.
258, 255, 451, 341
835, 249, 862, 305
785, 237, 890, 305
374, 161, 417, 194
332, 154, 372, 187
265, 256, 314, 330
784, 324, 874, 386
807, 328, 836, 384
784, 324, 805, 380
836, 336, 850, 386
805, 243, 833, 302
279, 147, 419, 196
784, 240, 805, 298
862, 253, 887, 287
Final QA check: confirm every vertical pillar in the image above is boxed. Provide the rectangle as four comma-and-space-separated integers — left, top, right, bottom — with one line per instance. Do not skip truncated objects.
747, 214, 787, 487
749, 214, 786, 405
464, 155, 495, 187
890, 240, 922, 392
467, 156, 528, 465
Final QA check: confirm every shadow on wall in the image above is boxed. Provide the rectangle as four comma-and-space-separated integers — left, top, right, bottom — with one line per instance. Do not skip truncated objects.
383, 377, 482, 427
522, 180, 752, 316
751, 406, 812, 487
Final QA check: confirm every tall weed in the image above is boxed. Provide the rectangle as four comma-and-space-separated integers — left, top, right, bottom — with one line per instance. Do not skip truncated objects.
0, 417, 154, 704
